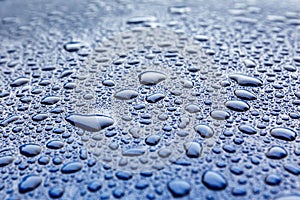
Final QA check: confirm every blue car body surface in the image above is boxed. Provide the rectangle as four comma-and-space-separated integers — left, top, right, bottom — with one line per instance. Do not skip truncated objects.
0, 0, 299, 199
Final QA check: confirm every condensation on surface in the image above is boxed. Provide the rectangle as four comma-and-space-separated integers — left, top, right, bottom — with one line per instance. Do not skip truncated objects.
0, 0, 299, 199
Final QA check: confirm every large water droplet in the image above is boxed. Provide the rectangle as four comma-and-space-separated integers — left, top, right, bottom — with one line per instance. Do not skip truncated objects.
114, 89, 138, 100
194, 124, 214, 138
18, 175, 42, 193
270, 127, 297, 141
61, 162, 83, 174
266, 146, 287, 159
229, 74, 263, 87
184, 142, 202, 158
225, 100, 250, 112
46, 140, 64, 150
238, 125, 257, 135
41, 96, 60, 105
243, 59, 257, 68
167, 180, 191, 198
63, 41, 84, 52
49, 187, 64, 198
20, 144, 42, 157
138, 71, 166, 85
10, 77, 29, 87
234, 89, 257, 100
202, 170, 227, 190
210, 110, 231, 120
116, 171, 133, 180
122, 148, 146, 157
146, 93, 165, 103
0, 155, 14, 167
65, 114, 114, 132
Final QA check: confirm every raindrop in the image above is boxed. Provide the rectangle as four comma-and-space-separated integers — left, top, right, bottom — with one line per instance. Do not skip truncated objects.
122, 148, 146, 157
145, 135, 161, 146
234, 90, 257, 100
0, 155, 14, 167
65, 114, 114, 132
229, 74, 263, 87
10, 77, 29, 87
146, 93, 165, 103
18, 175, 42, 193
41, 96, 60, 105
238, 125, 257, 135
266, 146, 287, 159
167, 180, 191, 198
20, 144, 42, 157
138, 71, 166, 86
243, 59, 256, 68
270, 127, 297, 141
49, 187, 64, 198
63, 41, 84, 52
114, 89, 138, 100
61, 162, 83, 174
202, 170, 227, 190
194, 124, 214, 138
210, 110, 231, 120
184, 142, 202, 158
46, 140, 64, 150
225, 100, 250, 112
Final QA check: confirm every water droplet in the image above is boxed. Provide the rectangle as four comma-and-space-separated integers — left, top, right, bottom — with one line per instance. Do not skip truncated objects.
20, 144, 42, 157
102, 79, 115, 87
168, 6, 191, 14
10, 77, 29, 87
238, 125, 257, 135
210, 110, 231, 120
225, 100, 250, 112
283, 164, 300, 175
243, 59, 256, 68
126, 16, 157, 24
270, 127, 297, 141
114, 89, 138, 100
167, 180, 191, 198
48, 187, 64, 198
0, 155, 14, 167
232, 187, 247, 196
145, 135, 161, 146
146, 93, 165, 103
122, 148, 146, 157
18, 175, 42, 193
41, 96, 60, 105
135, 180, 149, 190
41, 65, 56, 71
61, 162, 83, 174
46, 140, 64, 150
266, 146, 287, 159
229, 74, 263, 87
32, 113, 48, 122
87, 181, 102, 192
194, 124, 214, 138
284, 65, 297, 72
65, 114, 114, 132
184, 142, 202, 158
138, 71, 166, 86
158, 148, 172, 158
115, 171, 133, 180
265, 174, 281, 186
185, 104, 201, 113
0, 115, 20, 127
234, 89, 257, 100
63, 41, 84, 52
194, 35, 209, 42
202, 170, 227, 190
